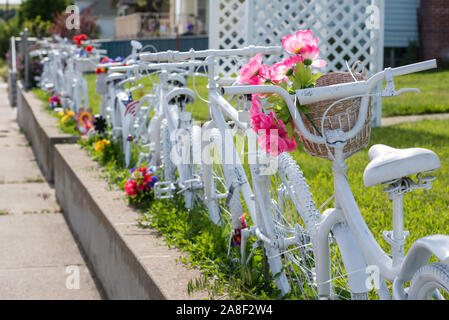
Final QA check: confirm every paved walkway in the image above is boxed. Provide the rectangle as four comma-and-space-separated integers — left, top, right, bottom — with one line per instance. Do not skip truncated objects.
382, 112, 449, 126
0, 82, 101, 300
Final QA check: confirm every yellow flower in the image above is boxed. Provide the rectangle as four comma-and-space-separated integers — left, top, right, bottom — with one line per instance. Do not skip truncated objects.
57, 111, 64, 117
94, 139, 110, 152
60, 110, 75, 124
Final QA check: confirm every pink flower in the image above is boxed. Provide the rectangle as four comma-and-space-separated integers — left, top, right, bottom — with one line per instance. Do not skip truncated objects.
300, 45, 327, 68
249, 96, 262, 116
270, 61, 291, 83
249, 97, 298, 156
257, 126, 298, 156
282, 30, 318, 55
300, 45, 319, 61
238, 54, 263, 84
252, 112, 276, 131
310, 59, 327, 69
282, 54, 303, 68
238, 54, 273, 85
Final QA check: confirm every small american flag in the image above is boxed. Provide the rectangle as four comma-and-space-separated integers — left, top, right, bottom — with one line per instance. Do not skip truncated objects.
122, 95, 140, 117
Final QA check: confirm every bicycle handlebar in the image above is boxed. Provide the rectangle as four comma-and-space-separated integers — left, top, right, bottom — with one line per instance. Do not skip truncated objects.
139, 45, 282, 62
109, 60, 206, 73
221, 59, 437, 145
295, 59, 437, 105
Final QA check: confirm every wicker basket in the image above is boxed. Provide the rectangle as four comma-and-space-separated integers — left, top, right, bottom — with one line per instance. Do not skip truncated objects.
296, 62, 372, 161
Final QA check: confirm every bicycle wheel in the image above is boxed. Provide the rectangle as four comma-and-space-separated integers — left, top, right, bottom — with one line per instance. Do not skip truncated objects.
267, 152, 356, 299
201, 128, 244, 234
161, 120, 176, 183
408, 262, 449, 300
185, 124, 204, 208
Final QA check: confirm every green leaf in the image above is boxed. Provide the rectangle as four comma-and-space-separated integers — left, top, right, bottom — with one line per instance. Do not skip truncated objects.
292, 62, 312, 90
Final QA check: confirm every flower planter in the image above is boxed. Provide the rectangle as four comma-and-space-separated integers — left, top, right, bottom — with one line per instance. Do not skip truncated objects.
54, 144, 206, 299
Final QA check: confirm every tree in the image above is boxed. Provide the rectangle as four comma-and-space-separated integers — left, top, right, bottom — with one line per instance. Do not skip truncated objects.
18, 0, 71, 25
49, 7, 100, 39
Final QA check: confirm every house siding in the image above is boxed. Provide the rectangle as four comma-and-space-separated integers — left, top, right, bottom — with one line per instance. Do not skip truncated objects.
385, 0, 421, 47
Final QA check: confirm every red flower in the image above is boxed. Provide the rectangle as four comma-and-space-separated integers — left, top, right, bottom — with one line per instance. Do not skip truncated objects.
73, 34, 88, 47
125, 180, 137, 197
86, 45, 93, 53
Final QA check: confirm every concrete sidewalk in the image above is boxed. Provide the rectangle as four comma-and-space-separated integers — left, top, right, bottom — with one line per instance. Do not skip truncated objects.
0, 83, 101, 300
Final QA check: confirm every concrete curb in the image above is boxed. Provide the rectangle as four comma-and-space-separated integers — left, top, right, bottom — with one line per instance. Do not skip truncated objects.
17, 83, 79, 182
54, 144, 206, 300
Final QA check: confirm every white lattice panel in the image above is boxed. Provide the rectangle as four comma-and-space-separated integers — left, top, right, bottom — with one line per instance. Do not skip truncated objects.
209, 0, 249, 75
209, 0, 385, 126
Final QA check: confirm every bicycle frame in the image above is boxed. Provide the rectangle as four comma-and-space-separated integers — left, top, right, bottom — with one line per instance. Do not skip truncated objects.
221, 59, 449, 299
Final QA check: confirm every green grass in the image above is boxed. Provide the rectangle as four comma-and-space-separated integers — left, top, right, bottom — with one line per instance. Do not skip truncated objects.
0, 58, 8, 82
31, 71, 449, 298
382, 70, 449, 117
81, 69, 449, 121
292, 118, 449, 255
79, 116, 449, 299
33, 71, 449, 254
84, 73, 211, 122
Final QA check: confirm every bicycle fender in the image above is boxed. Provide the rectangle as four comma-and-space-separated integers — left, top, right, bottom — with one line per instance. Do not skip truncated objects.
167, 73, 187, 87
332, 222, 369, 294
166, 88, 196, 105
397, 235, 449, 283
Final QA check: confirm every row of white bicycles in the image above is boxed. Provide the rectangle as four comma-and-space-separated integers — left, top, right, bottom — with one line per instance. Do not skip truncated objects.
36, 36, 449, 300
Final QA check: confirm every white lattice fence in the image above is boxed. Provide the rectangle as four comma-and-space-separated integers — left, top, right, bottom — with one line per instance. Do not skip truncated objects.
209, 0, 385, 126
209, 0, 249, 75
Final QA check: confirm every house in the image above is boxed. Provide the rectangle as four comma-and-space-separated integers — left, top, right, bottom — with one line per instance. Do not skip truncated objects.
384, 0, 449, 66
384, 0, 420, 66
169, 0, 208, 35
75, 0, 118, 39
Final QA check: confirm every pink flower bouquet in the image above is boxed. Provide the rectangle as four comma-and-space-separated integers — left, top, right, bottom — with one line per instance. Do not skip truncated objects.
237, 29, 326, 156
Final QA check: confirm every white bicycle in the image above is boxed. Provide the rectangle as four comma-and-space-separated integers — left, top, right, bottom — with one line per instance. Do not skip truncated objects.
221, 59, 449, 299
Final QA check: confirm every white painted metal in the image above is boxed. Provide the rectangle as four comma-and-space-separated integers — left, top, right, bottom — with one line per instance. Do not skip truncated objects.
40, 37, 449, 299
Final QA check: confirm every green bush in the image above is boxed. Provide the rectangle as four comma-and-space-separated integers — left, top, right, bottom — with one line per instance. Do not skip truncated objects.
0, 15, 20, 59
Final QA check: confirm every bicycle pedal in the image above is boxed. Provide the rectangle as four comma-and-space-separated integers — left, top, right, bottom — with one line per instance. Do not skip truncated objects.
154, 181, 176, 199
182, 177, 203, 191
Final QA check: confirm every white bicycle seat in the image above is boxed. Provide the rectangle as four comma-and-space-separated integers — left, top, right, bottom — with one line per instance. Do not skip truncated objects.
363, 144, 441, 187
105, 72, 127, 83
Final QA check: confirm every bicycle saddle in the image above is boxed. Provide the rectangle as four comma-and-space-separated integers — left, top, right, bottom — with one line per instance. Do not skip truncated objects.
105, 72, 127, 84
363, 144, 441, 187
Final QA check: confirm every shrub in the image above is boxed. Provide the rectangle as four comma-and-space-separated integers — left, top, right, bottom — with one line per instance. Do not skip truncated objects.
49, 7, 100, 39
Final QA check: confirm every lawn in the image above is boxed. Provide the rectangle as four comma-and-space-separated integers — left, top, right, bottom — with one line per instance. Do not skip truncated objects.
382, 70, 449, 117
85, 69, 449, 120
32, 69, 449, 299
35, 72, 449, 249
292, 119, 449, 254
84, 73, 210, 121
